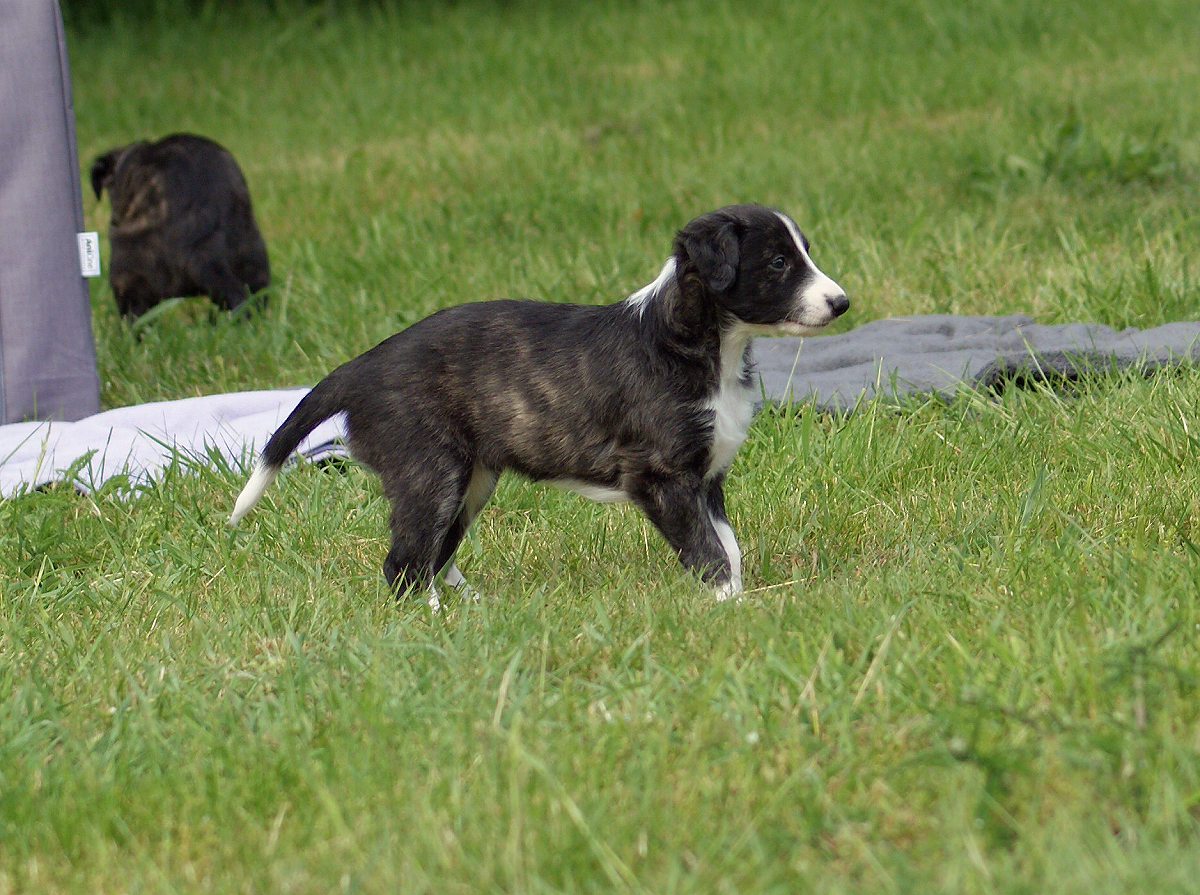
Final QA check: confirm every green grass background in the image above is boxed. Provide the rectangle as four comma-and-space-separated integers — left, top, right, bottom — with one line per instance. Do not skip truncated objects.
3, 0, 1200, 891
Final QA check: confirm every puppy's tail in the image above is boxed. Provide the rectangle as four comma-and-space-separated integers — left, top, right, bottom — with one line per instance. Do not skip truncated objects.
229, 379, 345, 525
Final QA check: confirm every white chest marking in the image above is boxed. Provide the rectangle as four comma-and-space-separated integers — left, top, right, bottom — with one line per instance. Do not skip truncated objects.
707, 382, 754, 479
706, 326, 756, 479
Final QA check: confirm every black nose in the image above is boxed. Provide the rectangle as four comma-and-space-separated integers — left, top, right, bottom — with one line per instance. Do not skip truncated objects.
828, 293, 850, 317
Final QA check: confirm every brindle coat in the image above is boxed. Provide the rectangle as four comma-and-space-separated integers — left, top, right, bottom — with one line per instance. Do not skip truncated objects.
90, 133, 269, 319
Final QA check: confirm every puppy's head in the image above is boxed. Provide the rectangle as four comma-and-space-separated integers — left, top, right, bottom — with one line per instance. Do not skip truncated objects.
676, 204, 848, 336
89, 142, 146, 200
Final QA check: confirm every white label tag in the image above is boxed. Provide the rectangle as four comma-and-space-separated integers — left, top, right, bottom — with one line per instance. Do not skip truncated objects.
77, 232, 101, 278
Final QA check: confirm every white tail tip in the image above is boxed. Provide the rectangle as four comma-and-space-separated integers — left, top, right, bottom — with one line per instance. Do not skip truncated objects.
229, 462, 279, 525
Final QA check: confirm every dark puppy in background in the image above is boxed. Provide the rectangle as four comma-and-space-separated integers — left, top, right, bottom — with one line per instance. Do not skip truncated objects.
90, 133, 270, 320
231, 204, 848, 606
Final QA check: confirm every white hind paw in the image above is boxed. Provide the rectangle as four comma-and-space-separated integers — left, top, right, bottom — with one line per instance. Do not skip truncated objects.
442, 564, 484, 603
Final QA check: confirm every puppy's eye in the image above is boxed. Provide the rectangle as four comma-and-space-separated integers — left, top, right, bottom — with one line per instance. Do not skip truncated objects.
769, 256, 788, 271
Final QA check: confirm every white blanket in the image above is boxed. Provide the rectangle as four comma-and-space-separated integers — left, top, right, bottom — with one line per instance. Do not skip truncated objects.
0, 387, 345, 497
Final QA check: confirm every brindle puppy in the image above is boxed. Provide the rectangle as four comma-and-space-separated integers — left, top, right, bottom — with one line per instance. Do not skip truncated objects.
231, 205, 849, 605
90, 133, 269, 319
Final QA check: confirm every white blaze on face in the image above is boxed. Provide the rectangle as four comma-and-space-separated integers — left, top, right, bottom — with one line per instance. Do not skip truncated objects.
775, 211, 847, 334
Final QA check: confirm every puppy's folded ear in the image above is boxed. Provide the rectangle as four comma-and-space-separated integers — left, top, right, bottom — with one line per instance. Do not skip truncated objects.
678, 214, 739, 293
89, 148, 122, 200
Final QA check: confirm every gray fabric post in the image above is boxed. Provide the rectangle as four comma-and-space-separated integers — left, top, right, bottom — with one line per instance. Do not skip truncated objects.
0, 0, 100, 423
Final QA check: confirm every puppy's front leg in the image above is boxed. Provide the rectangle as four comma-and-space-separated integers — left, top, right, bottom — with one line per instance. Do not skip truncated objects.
705, 479, 743, 601
632, 477, 739, 598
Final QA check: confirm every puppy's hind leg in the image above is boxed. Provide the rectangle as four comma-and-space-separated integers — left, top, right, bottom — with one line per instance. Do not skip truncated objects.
379, 459, 487, 609
112, 275, 163, 320
191, 254, 254, 314
435, 464, 499, 603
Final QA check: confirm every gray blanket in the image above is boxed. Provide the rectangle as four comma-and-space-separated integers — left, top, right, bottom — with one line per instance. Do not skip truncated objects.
3, 314, 1200, 496
755, 314, 1200, 411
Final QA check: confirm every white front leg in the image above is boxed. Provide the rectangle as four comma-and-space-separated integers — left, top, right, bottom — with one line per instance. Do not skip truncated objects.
710, 514, 743, 601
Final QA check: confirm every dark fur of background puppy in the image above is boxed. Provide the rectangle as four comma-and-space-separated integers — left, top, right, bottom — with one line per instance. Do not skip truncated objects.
90, 133, 270, 320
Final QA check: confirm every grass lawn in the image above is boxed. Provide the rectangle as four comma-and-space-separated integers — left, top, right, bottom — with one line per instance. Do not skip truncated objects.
3, 0, 1200, 891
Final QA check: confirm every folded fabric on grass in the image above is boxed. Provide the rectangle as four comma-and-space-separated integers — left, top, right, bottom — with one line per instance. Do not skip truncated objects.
0, 388, 345, 497
756, 314, 1200, 411
3, 314, 1200, 497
